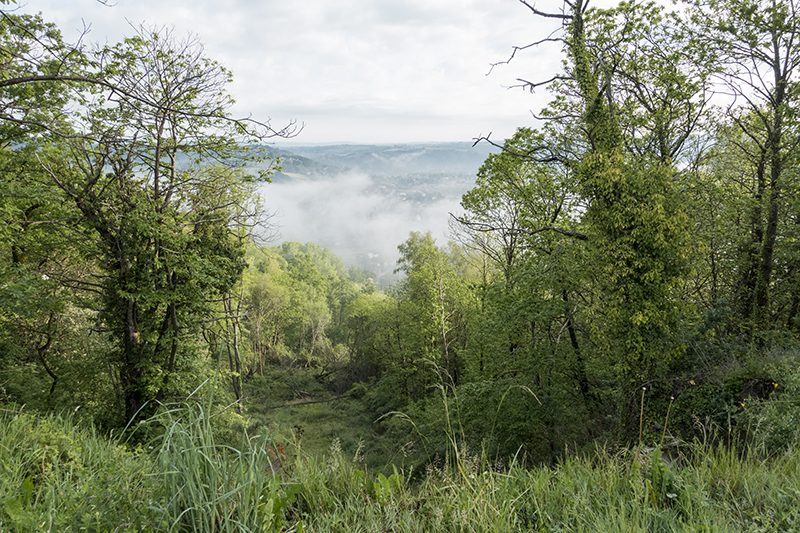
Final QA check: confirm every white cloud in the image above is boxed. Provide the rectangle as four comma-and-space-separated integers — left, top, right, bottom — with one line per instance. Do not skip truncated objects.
16, 0, 567, 143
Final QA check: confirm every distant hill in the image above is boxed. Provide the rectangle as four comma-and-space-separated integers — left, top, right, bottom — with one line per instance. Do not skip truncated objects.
186, 142, 496, 181
253, 142, 498, 285
276, 142, 495, 176
250, 146, 344, 181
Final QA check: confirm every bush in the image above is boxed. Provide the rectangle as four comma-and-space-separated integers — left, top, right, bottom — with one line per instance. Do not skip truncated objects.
735, 352, 800, 453
0, 406, 164, 532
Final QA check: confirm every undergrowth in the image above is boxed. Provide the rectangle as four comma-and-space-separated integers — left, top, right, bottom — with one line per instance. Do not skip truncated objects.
3, 399, 800, 532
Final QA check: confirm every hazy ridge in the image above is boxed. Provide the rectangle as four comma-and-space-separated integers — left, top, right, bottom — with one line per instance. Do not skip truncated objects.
257, 142, 495, 284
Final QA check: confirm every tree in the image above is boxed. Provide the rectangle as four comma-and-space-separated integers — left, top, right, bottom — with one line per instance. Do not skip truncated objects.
686, 0, 800, 329
452, 127, 593, 404
34, 27, 289, 422
0, 6, 298, 420
244, 250, 294, 374
392, 232, 473, 396
343, 291, 394, 381
452, 127, 585, 285
489, 0, 694, 392
0, 11, 98, 406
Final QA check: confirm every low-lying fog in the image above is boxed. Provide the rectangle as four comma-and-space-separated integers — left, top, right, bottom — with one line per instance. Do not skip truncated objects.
258, 172, 473, 285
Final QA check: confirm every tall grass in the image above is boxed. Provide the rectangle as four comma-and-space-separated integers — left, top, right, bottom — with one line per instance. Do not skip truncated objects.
145, 399, 296, 532
4, 400, 800, 532
0, 405, 163, 532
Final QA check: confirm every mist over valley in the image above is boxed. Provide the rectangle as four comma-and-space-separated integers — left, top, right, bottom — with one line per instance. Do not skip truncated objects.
257, 142, 495, 284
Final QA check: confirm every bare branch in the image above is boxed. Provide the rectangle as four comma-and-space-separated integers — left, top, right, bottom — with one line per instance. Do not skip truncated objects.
519, 0, 572, 20
513, 74, 572, 92
472, 133, 568, 165
487, 27, 566, 75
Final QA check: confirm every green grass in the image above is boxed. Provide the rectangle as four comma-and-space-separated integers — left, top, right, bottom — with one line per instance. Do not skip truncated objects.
0, 405, 163, 532
242, 369, 401, 473
3, 400, 800, 532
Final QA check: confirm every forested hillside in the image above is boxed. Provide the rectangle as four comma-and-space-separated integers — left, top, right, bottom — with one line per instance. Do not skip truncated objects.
2, 0, 800, 530
260, 142, 495, 180
279, 143, 494, 176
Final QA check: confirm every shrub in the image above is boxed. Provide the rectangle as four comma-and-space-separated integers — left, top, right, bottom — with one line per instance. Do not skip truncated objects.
735, 352, 800, 454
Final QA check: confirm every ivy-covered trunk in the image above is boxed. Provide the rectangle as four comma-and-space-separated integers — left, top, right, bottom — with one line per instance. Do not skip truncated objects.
567, 0, 688, 382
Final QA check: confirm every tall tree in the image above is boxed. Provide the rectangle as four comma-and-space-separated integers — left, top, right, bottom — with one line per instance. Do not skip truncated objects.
35, 27, 289, 422
687, 0, 800, 329
499, 0, 693, 385
452, 127, 592, 401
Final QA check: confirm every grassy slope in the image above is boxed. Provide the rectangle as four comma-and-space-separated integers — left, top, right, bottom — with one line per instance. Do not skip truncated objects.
242, 368, 400, 473
3, 401, 800, 532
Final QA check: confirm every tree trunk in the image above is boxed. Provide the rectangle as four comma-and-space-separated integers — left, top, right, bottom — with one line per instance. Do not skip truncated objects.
753, 100, 784, 327
37, 312, 58, 396
122, 299, 146, 424
223, 288, 244, 412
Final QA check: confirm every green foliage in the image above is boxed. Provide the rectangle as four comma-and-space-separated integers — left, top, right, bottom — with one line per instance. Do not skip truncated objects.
64, 49, 262, 416
241, 242, 376, 390
582, 151, 689, 380
683, 0, 800, 330
5, 399, 800, 532
734, 353, 800, 453
0, 407, 164, 532
456, 127, 583, 283
0, 11, 80, 139
605, 346, 800, 451
455, 380, 588, 464
563, 0, 693, 383
343, 291, 394, 380
0, 3, 297, 427
367, 469, 405, 506
391, 232, 474, 397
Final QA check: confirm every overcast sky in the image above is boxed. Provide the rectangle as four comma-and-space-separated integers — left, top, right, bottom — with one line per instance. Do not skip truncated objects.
15, 0, 570, 144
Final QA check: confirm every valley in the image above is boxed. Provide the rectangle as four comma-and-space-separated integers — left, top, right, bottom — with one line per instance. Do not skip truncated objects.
257, 142, 495, 284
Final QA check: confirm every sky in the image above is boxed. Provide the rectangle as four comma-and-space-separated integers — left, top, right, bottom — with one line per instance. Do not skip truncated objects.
14, 0, 569, 144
